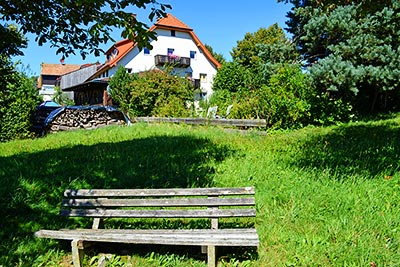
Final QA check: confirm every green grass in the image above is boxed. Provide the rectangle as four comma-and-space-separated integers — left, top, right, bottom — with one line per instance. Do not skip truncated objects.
0, 118, 399, 266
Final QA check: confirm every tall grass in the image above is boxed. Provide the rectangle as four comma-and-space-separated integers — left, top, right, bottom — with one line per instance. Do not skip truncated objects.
0, 117, 399, 266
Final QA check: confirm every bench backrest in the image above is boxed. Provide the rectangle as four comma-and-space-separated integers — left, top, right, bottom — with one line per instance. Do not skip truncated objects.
61, 187, 256, 229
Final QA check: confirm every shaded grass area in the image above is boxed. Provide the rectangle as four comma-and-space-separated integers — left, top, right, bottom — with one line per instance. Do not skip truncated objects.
1, 117, 400, 266
0, 124, 233, 266
293, 121, 400, 178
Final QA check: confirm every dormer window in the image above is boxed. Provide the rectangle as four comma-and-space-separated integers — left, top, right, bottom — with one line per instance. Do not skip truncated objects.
171, 30, 176, 37
112, 48, 118, 56
107, 47, 119, 62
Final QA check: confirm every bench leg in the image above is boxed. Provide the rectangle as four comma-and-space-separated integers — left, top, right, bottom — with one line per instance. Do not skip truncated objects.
207, 245, 216, 267
71, 239, 84, 267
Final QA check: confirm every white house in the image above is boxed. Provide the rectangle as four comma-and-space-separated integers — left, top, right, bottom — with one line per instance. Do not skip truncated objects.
91, 14, 221, 100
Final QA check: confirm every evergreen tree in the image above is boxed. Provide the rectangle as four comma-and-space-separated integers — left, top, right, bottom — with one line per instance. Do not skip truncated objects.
279, 0, 400, 114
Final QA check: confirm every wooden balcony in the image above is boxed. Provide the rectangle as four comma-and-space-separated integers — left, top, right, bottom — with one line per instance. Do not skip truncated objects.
154, 55, 191, 68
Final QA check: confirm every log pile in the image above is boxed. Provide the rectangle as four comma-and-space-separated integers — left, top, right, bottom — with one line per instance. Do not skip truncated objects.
46, 107, 128, 133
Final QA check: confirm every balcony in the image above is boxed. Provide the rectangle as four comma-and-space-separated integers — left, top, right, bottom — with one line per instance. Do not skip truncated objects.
154, 54, 191, 68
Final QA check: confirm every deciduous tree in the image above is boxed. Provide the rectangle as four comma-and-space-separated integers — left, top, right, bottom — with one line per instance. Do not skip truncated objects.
231, 23, 287, 68
1, 0, 171, 58
205, 44, 226, 65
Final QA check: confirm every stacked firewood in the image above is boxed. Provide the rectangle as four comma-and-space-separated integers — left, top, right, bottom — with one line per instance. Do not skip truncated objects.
46, 107, 127, 133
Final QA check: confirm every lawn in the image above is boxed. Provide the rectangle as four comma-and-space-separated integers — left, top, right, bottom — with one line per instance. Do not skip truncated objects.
0, 117, 399, 266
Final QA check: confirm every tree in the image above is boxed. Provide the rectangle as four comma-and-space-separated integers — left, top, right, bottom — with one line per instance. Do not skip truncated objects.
1, 0, 171, 59
278, 0, 393, 65
0, 24, 27, 57
279, 1, 400, 115
309, 4, 400, 113
231, 24, 287, 68
204, 44, 226, 65
257, 35, 299, 82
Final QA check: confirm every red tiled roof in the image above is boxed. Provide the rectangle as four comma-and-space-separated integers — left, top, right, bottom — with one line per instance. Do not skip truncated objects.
94, 14, 221, 78
154, 14, 192, 31
40, 63, 81, 76
105, 39, 134, 68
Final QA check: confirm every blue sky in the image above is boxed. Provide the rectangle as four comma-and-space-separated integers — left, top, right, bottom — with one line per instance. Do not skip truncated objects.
14, 1, 292, 76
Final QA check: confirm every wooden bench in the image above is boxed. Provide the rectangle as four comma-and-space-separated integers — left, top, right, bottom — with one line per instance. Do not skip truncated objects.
35, 187, 259, 267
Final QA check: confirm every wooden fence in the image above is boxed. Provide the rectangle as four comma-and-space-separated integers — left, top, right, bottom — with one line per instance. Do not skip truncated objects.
132, 117, 267, 128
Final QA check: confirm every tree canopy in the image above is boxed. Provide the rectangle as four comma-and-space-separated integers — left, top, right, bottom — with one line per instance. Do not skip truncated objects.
231, 23, 287, 68
279, 0, 400, 114
0, 0, 171, 58
205, 44, 226, 65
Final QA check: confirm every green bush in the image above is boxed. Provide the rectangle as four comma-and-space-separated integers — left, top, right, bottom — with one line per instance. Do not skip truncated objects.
0, 58, 42, 142
210, 62, 263, 118
52, 86, 74, 106
109, 66, 194, 118
261, 64, 313, 128
226, 64, 314, 128
212, 62, 250, 94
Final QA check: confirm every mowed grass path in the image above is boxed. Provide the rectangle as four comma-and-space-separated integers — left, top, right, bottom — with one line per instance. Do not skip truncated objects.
0, 118, 399, 266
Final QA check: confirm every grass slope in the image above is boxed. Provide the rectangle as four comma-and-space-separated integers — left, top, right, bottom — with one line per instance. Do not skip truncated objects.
0, 118, 399, 266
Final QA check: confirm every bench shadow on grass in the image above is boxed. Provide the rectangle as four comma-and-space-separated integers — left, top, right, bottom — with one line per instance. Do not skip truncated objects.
0, 134, 256, 265
291, 122, 400, 178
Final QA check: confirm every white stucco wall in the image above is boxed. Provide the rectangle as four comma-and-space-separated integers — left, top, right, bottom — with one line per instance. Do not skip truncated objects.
108, 29, 218, 99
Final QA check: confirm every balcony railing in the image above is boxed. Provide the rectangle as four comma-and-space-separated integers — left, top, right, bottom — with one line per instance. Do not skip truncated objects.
154, 55, 191, 68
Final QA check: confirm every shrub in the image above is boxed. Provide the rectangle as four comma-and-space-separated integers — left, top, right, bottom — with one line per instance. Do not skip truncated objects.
210, 62, 263, 118
52, 86, 74, 106
109, 66, 194, 118
108, 66, 136, 114
227, 64, 314, 128
261, 64, 313, 128
212, 62, 250, 94
0, 58, 42, 142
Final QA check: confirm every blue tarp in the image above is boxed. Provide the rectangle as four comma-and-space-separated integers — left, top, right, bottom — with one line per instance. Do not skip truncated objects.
39, 100, 61, 107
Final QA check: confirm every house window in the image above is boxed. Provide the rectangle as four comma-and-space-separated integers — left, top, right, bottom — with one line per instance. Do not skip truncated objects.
190, 51, 196, 59
126, 68, 132, 74
167, 48, 174, 55
200, 73, 207, 83
144, 47, 150, 55
171, 30, 176, 36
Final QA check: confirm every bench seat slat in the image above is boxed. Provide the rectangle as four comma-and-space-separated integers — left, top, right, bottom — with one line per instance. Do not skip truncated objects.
62, 197, 255, 208
35, 229, 259, 247
64, 187, 255, 198
60, 208, 256, 218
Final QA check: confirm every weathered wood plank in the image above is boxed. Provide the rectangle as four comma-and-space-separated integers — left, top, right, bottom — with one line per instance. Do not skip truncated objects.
64, 187, 255, 198
60, 208, 256, 218
71, 240, 84, 267
62, 197, 255, 208
133, 117, 267, 127
208, 245, 216, 267
35, 229, 260, 247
